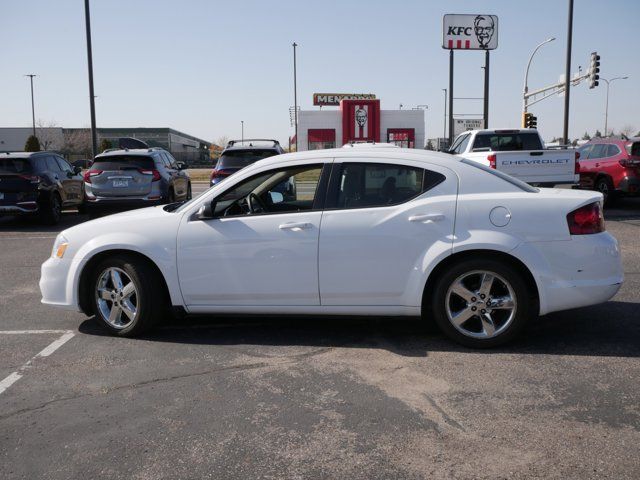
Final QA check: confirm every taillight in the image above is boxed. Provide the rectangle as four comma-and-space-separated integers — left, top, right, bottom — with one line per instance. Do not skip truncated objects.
83, 169, 102, 183
567, 202, 605, 235
210, 169, 220, 180
19, 174, 41, 184
487, 154, 496, 169
574, 151, 580, 174
139, 169, 161, 181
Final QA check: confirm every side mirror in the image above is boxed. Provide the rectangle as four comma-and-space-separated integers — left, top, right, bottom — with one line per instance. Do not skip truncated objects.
73, 166, 82, 175
195, 201, 216, 220
269, 191, 284, 204
176, 162, 186, 170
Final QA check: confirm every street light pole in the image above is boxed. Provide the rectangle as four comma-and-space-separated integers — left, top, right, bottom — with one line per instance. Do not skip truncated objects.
522, 37, 555, 115
84, 0, 98, 158
602, 76, 628, 136
442, 88, 447, 142
24, 74, 37, 137
241, 120, 244, 143
292, 42, 298, 151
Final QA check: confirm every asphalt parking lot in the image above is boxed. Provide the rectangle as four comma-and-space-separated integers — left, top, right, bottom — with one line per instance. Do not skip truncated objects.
1, 186, 639, 479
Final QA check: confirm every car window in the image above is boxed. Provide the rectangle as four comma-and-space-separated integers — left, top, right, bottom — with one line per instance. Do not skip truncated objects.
160, 153, 173, 169
450, 134, 470, 154
628, 142, 640, 157
212, 164, 324, 217
589, 144, 606, 159
578, 144, 593, 159
45, 156, 61, 172
332, 163, 444, 209
473, 132, 543, 151
604, 144, 620, 157
92, 155, 155, 170
0, 158, 33, 173
217, 149, 278, 169
55, 157, 74, 174
165, 152, 178, 168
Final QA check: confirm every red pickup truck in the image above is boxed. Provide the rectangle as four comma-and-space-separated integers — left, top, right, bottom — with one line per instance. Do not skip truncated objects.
577, 137, 640, 205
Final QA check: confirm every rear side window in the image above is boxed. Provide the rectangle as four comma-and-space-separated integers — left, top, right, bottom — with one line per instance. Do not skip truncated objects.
589, 144, 606, 159
92, 155, 155, 170
473, 132, 543, 151
45, 156, 61, 171
0, 158, 33, 173
332, 163, 445, 209
626, 142, 640, 157
217, 149, 278, 169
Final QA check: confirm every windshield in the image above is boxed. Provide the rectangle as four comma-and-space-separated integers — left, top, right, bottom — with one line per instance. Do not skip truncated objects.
92, 155, 155, 170
217, 149, 278, 169
460, 158, 539, 193
0, 158, 33, 173
473, 132, 543, 151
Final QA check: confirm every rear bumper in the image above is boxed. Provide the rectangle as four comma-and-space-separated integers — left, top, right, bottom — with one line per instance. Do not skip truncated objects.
617, 176, 640, 195
512, 232, 623, 315
0, 203, 39, 216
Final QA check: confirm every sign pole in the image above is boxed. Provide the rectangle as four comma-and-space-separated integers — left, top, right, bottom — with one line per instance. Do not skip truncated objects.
562, 0, 574, 146
483, 50, 490, 128
448, 49, 454, 146
293, 42, 298, 151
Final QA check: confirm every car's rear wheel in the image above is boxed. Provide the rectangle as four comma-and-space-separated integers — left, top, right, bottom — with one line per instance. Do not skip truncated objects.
91, 255, 165, 337
430, 259, 533, 348
595, 176, 616, 206
39, 193, 61, 225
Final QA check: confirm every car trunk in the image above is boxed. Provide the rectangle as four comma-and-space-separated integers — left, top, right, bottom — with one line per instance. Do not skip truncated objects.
0, 159, 38, 205
89, 156, 156, 197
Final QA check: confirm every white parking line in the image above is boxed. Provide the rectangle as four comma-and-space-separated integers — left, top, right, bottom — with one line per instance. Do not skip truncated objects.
0, 330, 75, 395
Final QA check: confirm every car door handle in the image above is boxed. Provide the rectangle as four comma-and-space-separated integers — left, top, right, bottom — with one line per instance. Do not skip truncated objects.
279, 222, 311, 231
408, 213, 445, 223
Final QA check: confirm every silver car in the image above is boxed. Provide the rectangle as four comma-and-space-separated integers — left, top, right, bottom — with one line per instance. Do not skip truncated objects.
84, 148, 191, 213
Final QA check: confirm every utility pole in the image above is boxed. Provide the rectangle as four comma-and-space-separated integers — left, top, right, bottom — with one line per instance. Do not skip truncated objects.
84, 0, 98, 158
292, 42, 298, 151
24, 74, 37, 137
603, 76, 628, 136
562, 0, 574, 146
241, 120, 244, 143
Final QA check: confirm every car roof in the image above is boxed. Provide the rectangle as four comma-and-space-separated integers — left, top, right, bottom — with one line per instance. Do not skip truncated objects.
223, 144, 281, 152
250, 146, 464, 170
586, 137, 629, 145
0, 151, 58, 159
95, 148, 161, 158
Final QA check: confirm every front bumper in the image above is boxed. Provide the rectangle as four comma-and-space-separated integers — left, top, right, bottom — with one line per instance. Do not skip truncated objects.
40, 256, 81, 311
512, 232, 623, 315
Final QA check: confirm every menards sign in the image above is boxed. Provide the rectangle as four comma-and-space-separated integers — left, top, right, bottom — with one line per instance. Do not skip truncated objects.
313, 93, 376, 106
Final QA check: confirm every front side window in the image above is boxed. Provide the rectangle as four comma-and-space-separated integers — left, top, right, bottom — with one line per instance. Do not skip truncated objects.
213, 164, 324, 217
450, 134, 470, 154
332, 163, 444, 209
589, 144, 606, 159
55, 157, 74, 174
578, 144, 593, 159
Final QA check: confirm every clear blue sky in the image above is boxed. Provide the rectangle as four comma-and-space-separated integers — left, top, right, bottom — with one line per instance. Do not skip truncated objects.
1, 0, 638, 144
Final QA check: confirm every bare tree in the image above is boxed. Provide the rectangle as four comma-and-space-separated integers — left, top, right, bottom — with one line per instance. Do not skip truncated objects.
215, 135, 230, 149
619, 125, 636, 138
62, 129, 93, 158
36, 119, 63, 150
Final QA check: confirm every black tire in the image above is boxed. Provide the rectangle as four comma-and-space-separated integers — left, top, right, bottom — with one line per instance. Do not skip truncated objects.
595, 176, 616, 207
428, 258, 534, 348
39, 193, 62, 225
91, 255, 167, 337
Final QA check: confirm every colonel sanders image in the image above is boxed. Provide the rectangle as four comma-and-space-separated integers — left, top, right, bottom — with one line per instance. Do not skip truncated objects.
355, 108, 368, 127
474, 15, 495, 49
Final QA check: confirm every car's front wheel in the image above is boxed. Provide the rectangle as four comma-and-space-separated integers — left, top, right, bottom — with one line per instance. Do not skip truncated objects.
39, 193, 61, 225
430, 258, 534, 348
91, 255, 166, 336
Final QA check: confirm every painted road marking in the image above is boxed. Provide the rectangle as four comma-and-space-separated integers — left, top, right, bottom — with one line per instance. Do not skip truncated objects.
0, 330, 75, 396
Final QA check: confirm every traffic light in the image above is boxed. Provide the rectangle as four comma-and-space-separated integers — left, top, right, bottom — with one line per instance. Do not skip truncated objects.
522, 112, 537, 129
589, 51, 600, 88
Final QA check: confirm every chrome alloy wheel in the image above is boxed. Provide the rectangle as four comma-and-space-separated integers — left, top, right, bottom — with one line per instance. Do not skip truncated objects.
95, 267, 138, 329
445, 270, 517, 339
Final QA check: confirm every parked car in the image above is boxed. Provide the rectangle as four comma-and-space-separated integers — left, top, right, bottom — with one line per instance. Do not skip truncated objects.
83, 147, 191, 213
40, 146, 622, 348
210, 139, 284, 186
576, 137, 640, 205
450, 129, 579, 186
0, 151, 84, 224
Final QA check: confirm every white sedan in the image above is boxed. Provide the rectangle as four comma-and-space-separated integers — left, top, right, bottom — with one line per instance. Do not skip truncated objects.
40, 146, 623, 348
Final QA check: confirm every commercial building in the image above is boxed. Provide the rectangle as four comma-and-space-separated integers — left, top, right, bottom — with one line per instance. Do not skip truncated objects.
0, 127, 211, 165
294, 94, 425, 151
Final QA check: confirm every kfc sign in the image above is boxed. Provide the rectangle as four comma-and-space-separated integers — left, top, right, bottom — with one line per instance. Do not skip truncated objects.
313, 93, 376, 106
443, 14, 498, 50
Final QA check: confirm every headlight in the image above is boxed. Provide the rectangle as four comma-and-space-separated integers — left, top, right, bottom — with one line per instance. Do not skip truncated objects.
52, 234, 69, 259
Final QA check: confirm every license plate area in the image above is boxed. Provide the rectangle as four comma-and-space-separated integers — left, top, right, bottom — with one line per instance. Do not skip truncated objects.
112, 179, 129, 188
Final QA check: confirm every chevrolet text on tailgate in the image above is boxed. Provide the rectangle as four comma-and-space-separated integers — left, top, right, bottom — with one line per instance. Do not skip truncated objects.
449, 129, 579, 186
